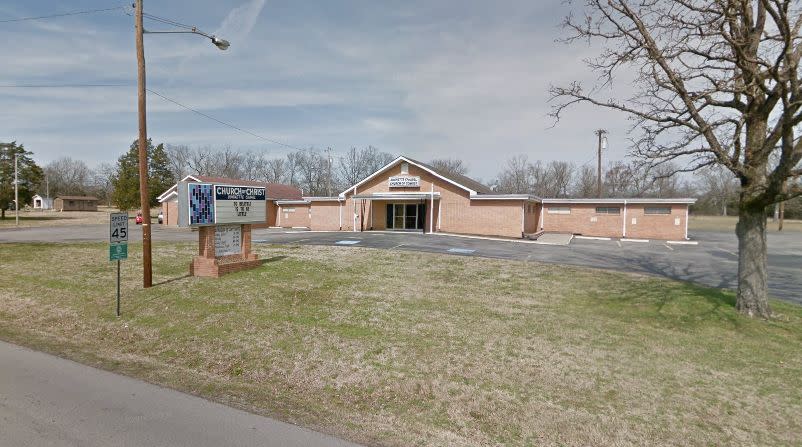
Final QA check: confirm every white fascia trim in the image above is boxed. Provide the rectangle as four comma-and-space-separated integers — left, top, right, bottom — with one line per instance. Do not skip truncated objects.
275, 200, 311, 205
304, 196, 344, 202
541, 198, 697, 204
157, 174, 202, 202
157, 190, 178, 203
339, 156, 478, 197
470, 194, 540, 201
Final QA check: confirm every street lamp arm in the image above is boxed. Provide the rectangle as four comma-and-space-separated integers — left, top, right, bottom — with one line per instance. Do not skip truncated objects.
143, 28, 229, 50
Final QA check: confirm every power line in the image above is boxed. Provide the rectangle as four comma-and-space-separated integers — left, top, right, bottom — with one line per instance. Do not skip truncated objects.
0, 83, 309, 151
0, 6, 124, 23
0, 83, 129, 88
146, 88, 306, 151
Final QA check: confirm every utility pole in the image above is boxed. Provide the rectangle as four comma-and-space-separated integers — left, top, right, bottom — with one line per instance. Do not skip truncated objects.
325, 147, 333, 197
135, 0, 152, 288
595, 129, 607, 198
14, 153, 19, 226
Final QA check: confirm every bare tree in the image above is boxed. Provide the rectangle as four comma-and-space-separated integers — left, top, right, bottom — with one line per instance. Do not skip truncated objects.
495, 155, 532, 193
546, 161, 575, 197
574, 165, 598, 198
264, 158, 287, 184
338, 146, 395, 189
429, 158, 468, 177
551, 1, 802, 318
89, 163, 116, 206
165, 144, 192, 180
698, 166, 740, 216
44, 157, 91, 196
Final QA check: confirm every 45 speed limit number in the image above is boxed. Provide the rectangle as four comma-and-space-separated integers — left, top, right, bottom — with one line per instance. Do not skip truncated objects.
110, 213, 129, 242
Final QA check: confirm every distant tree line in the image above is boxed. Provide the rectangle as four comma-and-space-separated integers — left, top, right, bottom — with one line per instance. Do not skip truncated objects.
3, 139, 799, 218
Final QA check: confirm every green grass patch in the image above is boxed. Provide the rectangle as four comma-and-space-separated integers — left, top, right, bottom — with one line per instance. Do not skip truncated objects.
0, 241, 800, 446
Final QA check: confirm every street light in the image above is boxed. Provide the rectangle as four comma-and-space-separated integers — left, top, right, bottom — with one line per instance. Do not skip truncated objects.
134, 0, 229, 288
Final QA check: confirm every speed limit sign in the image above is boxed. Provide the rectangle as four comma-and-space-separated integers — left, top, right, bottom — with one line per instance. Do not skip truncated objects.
110, 213, 129, 243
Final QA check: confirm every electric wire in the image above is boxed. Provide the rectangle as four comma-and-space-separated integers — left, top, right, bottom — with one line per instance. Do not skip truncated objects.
0, 83, 307, 151
146, 88, 306, 151
0, 6, 124, 23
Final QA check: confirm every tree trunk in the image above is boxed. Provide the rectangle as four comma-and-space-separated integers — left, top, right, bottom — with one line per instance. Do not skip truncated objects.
735, 207, 772, 318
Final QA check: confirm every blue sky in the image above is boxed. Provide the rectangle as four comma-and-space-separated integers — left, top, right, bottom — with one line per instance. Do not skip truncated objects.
1, 0, 635, 180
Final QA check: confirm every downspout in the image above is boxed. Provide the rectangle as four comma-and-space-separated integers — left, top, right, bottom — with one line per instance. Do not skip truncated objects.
622, 200, 627, 238
277, 205, 282, 227
437, 199, 442, 230
521, 201, 525, 238
339, 199, 342, 230
430, 184, 434, 234
353, 186, 357, 232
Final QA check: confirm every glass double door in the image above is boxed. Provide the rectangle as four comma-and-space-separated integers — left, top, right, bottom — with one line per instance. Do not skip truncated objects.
386, 203, 426, 230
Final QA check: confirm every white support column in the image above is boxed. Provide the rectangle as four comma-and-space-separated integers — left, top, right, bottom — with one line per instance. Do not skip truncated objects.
437, 199, 442, 230
622, 200, 627, 238
539, 203, 545, 230
339, 200, 342, 230
684, 205, 689, 240
520, 202, 525, 236
430, 184, 434, 234
277, 205, 282, 227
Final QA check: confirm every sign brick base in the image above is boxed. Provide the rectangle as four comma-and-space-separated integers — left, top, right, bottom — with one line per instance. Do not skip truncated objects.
190, 224, 261, 278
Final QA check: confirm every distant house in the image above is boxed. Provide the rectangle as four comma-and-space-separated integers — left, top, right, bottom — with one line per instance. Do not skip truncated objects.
157, 175, 303, 228
54, 196, 99, 212
32, 194, 53, 210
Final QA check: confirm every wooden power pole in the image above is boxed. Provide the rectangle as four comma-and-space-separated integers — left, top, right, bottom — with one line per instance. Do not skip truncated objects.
135, 0, 152, 288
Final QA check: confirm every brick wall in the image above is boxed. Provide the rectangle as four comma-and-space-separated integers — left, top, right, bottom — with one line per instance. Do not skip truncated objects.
278, 204, 311, 228
190, 225, 261, 277
340, 163, 524, 237
541, 202, 689, 240
625, 204, 687, 240
309, 201, 341, 230
542, 203, 625, 237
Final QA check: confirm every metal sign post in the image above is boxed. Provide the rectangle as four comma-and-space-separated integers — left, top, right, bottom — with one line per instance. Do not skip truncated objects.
109, 213, 129, 316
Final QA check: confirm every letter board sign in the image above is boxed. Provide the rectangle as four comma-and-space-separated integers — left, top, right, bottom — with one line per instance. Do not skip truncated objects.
179, 182, 266, 226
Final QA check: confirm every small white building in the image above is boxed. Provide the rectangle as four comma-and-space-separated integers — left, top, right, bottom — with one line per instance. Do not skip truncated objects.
32, 194, 53, 210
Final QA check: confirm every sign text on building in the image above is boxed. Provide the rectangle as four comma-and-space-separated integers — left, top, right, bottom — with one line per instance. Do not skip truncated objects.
388, 176, 421, 188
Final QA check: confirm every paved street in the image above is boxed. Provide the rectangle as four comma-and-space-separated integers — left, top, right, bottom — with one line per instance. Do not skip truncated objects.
0, 341, 359, 447
1, 224, 800, 304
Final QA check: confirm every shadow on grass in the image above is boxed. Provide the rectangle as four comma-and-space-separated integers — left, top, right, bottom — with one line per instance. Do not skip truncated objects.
153, 274, 191, 287
260, 255, 288, 265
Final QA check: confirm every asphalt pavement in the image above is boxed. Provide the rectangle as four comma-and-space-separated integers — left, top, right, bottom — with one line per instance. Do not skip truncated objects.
1, 224, 800, 304
0, 341, 360, 447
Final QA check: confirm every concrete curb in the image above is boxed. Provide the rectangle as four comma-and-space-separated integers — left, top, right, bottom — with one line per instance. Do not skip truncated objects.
620, 238, 650, 243
666, 240, 699, 245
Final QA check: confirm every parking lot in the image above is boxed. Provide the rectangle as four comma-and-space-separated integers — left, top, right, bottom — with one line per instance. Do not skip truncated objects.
251, 229, 802, 304
1, 224, 799, 304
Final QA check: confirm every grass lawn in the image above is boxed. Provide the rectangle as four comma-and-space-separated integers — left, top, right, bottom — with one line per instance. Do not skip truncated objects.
1, 242, 801, 446
690, 214, 802, 233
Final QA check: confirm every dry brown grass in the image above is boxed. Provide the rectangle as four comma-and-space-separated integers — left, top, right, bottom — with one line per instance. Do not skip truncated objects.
0, 206, 161, 228
0, 242, 800, 446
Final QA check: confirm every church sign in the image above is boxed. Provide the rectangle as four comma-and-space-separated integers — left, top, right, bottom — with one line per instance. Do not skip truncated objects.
388, 176, 420, 188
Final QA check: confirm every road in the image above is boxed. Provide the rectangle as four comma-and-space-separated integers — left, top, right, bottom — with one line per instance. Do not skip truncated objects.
1, 224, 800, 304
0, 341, 359, 447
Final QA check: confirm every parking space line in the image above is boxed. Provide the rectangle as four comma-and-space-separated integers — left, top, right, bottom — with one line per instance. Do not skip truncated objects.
448, 248, 475, 254
716, 247, 737, 256
293, 238, 308, 243
663, 243, 674, 251
616, 240, 622, 248
335, 240, 361, 245
390, 243, 405, 249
